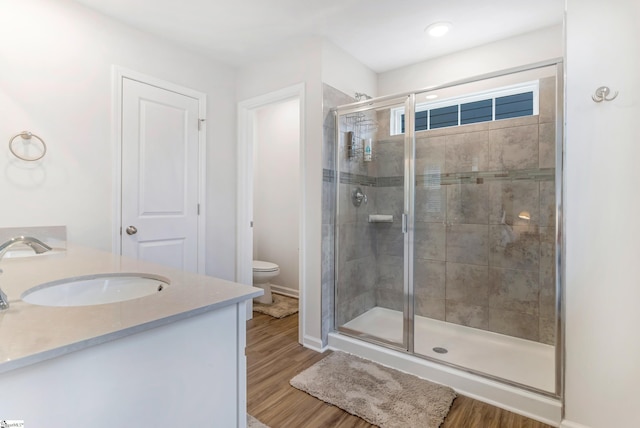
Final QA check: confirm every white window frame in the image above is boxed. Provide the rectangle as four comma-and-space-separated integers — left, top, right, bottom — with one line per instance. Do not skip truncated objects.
390, 81, 540, 136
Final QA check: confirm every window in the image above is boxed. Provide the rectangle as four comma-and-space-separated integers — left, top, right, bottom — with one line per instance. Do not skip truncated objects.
430, 105, 458, 129
394, 81, 539, 135
461, 99, 492, 125
495, 92, 534, 120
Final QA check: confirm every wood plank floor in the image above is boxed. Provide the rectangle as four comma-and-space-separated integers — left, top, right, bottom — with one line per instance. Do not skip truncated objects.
247, 312, 553, 428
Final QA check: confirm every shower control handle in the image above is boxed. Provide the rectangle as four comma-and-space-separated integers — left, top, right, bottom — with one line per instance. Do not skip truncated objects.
352, 187, 368, 207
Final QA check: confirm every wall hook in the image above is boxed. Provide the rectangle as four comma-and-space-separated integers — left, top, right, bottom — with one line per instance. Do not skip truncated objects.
592, 86, 618, 103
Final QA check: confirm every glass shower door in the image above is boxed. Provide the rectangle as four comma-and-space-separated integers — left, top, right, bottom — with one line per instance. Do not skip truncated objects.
334, 96, 411, 350
409, 65, 560, 393
331, 62, 562, 395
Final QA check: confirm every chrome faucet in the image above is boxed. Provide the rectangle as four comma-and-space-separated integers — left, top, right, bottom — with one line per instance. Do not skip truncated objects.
0, 236, 52, 310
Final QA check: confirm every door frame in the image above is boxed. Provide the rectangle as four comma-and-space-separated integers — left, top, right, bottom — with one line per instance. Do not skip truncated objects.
111, 66, 207, 274
237, 83, 305, 336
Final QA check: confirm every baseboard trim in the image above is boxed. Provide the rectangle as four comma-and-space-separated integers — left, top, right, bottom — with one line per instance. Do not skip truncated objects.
302, 335, 326, 353
560, 420, 591, 428
271, 285, 299, 298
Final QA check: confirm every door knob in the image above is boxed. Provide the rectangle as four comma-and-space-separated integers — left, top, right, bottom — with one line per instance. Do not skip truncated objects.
126, 226, 138, 235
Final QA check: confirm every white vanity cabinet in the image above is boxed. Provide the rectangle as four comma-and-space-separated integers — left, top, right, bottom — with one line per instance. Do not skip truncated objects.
0, 245, 261, 427
0, 303, 247, 427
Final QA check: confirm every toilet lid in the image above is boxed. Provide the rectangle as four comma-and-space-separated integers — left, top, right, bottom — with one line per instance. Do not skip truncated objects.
253, 260, 279, 272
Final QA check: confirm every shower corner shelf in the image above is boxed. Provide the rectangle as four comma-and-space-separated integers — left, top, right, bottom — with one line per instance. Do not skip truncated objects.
346, 143, 377, 163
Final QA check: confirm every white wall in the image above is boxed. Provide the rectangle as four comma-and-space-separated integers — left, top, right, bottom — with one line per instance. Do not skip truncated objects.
378, 25, 563, 96
237, 38, 376, 348
563, 0, 640, 427
237, 39, 324, 348
0, 0, 237, 280
253, 99, 300, 292
321, 40, 378, 99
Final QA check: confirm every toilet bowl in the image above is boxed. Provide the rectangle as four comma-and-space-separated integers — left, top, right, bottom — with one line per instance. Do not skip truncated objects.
252, 260, 280, 304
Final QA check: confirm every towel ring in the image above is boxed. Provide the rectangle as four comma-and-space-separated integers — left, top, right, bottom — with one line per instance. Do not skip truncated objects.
9, 131, 47, 161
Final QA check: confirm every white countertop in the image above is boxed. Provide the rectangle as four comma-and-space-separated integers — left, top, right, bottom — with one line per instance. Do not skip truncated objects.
0, 244, 262, 374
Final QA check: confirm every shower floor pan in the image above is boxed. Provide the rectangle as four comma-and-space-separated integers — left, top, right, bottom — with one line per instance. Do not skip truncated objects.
341, 306, 555, 392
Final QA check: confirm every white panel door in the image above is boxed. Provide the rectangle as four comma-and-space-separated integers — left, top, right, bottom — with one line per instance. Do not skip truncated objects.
121, 78, 199, 272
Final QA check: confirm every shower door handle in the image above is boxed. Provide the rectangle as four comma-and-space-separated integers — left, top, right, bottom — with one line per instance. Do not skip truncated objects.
402, 213, 408, 233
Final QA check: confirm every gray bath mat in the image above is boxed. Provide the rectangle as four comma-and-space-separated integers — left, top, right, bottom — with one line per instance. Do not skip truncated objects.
290, 351, 456, 428
248, 414, 269, 428
253, 293, 298, 318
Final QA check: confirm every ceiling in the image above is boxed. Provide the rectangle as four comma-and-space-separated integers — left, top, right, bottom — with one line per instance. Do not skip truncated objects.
72, 0, 564, 73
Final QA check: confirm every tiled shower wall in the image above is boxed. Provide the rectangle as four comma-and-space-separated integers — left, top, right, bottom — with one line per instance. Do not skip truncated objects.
322, 77, 557, 345
321, 84, 355, 343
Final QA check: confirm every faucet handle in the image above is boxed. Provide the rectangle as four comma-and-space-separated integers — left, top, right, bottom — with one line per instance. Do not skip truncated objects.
0, 286, 8, 310
0, 268, 8, 310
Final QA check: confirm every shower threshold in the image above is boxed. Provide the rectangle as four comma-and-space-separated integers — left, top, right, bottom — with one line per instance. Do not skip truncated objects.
341, 306, 555, 393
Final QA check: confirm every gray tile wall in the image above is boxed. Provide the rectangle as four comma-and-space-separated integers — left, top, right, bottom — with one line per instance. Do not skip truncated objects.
411, 76, 558, 344
323, 76, 558, 346
322, 84, 360, 343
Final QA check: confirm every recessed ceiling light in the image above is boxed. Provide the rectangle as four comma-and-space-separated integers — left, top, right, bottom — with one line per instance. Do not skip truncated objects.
425, 22, 452, 38
425, 94, 438, 100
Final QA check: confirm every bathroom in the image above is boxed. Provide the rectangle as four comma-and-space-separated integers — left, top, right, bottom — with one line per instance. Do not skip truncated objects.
251, 97, 301, 304
1, 1, 640, 427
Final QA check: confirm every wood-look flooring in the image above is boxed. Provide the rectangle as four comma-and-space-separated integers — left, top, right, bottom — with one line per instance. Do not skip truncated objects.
247, 312, 553, 428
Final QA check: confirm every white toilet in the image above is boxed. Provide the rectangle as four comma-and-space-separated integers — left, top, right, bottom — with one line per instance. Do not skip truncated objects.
252, 260, 280, 304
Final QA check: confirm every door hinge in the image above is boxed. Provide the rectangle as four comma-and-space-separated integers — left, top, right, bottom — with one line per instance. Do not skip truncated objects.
197, 204, 200, 215
198, 118, 205, 131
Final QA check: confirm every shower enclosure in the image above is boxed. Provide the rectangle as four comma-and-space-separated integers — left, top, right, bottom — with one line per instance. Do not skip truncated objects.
332, 62, 562, 396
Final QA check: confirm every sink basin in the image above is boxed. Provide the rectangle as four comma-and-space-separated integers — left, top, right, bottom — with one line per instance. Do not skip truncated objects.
21, 273, 170, 307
